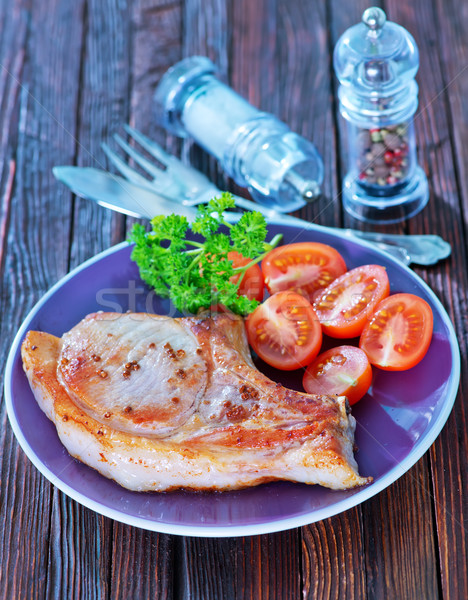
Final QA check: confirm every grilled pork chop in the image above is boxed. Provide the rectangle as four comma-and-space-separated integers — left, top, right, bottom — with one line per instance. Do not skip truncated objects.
21, 312, 371, 492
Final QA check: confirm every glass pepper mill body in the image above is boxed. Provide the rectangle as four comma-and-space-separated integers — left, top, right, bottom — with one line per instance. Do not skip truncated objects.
154, 56, 324, 213
334, 7, 429, 223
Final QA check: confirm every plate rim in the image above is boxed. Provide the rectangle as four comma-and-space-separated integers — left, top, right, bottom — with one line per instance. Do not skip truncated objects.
4, 224, 460, 537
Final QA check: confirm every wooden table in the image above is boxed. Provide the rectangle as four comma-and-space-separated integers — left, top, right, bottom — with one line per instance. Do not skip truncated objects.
1, 1, 466, 598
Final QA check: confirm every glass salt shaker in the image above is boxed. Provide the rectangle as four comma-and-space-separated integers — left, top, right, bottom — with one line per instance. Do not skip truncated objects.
334, 7, 429, 223
154, 56, 324, 213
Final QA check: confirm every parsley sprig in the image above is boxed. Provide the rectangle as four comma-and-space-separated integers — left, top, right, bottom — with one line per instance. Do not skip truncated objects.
129, 192, 282, 315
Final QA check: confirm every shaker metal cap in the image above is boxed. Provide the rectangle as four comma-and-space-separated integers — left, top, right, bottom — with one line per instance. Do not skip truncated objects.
362, 6, 386, 31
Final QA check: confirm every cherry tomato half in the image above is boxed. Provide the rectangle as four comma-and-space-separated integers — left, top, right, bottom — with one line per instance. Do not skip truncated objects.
313, 264, 390, 338
359, 293, 433, 371
261, 242, 347, 302
303, 345, 372, 405
246, 291, 322, 370
228, 251, 265, 302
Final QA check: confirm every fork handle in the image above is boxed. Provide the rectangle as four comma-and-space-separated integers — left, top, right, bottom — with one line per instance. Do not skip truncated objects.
227, 194, 450, 266
342, 230, 451, 265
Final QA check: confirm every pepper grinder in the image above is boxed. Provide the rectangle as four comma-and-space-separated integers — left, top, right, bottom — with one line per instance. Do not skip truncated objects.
334, 7, 429, 223
153, 56, 324, 213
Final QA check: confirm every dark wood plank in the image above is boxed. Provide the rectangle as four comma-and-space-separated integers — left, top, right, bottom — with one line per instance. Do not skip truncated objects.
230, 0, 278, 112
433, 0, 468, 219
130, 0, 184, 138
176, 532, 301, 599
361, 463, 439, 599
229, 0, 341, 225
277, 0, 342, 227
46, 491, 112, 600
228, 0, 280, 205
0, 0, 86, 597
0, 159, 15, 272
124, 0, 184, 241
176, 537, 238, 599
389, 1, 468, 599
0, 0, 25, 271
302, 509, 366, 599
109, 523, 174, 600
68, 0, 130, 268
234, 531, 301, 599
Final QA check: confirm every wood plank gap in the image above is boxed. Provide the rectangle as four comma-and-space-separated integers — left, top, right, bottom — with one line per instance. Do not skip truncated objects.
172, 535, 185, 600
0, 159, 16, 273
298, 527, 306, 599
425, 453, 445, 600
0, 7, 28, 274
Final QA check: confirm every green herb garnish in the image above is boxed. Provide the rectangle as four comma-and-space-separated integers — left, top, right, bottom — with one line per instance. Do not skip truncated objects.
129, 192, 282, 315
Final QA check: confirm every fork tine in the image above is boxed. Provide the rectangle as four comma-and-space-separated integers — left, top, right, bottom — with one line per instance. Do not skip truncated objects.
101, 142, 154, 188
123, 124, 173, 166
113, 133, 163, 179
123, 124, 218, 191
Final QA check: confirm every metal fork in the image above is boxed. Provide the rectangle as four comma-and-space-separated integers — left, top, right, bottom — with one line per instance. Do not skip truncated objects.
102, 125, 451, 266
102, 125, 260, 213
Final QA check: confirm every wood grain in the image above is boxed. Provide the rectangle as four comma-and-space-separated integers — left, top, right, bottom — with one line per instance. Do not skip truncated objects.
302, 509, 366, 599
68, 0, 130, 268
385, 2, 468, 599
46, 491, 112, 600
1, 0, 85, 597
362, 462, 439, 599
109, 523, 174, 600
277, 0, 342, 227
0, 0, 467, 598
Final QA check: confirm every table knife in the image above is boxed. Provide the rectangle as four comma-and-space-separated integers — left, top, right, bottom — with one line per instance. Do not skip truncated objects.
53, 166, 199, 222
53, 166, 451, 266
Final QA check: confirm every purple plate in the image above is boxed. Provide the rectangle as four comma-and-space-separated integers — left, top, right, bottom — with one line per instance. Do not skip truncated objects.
5, 222, 460, 537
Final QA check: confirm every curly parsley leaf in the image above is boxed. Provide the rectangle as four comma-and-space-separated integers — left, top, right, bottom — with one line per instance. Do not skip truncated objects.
148, 214, 189, 251
129, 193, 282, 315
230, 211, 268, 258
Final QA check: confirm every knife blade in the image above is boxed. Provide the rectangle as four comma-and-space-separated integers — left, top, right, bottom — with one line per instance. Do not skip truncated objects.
52, 166, 199, 222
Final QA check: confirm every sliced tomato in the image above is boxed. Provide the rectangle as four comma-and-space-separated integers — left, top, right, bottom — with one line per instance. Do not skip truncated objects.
313, 264, 390, 338
359, 293, 433, 371
246, 291, 322, 370
261, 242, 347, 302
303, 345, 372, 405
228, 251, 264, 301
